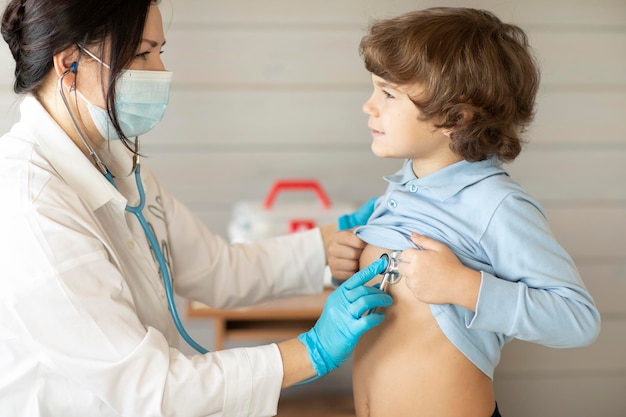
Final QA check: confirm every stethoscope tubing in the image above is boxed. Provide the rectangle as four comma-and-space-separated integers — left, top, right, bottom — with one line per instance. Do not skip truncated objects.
59, 65, 209, 354
114, 165, 210, 354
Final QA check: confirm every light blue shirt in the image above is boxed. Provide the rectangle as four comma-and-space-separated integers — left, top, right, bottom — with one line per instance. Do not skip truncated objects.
355, 158, 601, 379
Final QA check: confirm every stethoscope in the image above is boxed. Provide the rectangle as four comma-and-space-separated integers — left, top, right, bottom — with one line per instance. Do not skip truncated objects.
58, 61, 210, 354
366, 250, 403, 315
378, 250, 403, 292
111, 164, 209, 354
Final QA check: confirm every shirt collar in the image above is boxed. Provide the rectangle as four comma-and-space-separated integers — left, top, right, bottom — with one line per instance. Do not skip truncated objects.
384, 158, 508, 201
19, 95, 127, 211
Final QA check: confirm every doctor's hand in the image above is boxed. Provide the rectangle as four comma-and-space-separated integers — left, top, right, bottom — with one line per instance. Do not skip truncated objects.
337, 197, 377, 230
298, 258, 392, 378
398, 233, 481, 311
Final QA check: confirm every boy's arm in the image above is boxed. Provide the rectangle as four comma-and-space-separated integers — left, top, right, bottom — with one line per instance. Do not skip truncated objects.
397, 193, 600, 348
467, 194, 600, 347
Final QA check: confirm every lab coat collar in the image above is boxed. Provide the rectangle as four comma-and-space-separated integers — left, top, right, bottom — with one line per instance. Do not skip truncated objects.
19, 95, 127, 212
384, 158, 508, 201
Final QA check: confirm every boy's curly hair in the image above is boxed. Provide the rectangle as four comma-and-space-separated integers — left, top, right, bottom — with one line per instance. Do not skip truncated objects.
360, 7, 540, 162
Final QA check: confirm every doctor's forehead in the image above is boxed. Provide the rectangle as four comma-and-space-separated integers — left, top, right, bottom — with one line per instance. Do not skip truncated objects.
141, 4, 165, 43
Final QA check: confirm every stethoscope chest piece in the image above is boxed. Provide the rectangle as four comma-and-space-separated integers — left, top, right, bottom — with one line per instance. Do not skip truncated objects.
378, 250, 402, 292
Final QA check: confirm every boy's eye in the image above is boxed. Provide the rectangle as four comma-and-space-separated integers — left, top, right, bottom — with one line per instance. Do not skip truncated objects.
382, 90, 395, 99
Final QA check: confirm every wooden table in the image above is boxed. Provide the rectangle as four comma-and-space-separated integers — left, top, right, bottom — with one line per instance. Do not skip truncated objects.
186, 289, 332, 350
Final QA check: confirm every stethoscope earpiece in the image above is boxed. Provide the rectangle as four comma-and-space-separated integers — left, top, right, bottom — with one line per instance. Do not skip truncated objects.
70, 61, 78, 73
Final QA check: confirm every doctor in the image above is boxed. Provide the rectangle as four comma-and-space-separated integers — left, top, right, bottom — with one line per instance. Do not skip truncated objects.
0, 1, 391, 416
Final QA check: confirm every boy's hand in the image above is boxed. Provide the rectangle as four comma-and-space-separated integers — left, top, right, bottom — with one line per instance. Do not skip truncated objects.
398, 233, 481, 311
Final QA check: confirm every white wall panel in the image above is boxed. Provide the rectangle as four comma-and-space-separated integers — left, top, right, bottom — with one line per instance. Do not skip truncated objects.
161, 29, 626, 88
531, 90, 626, 145
530, 31, 626, 88
156, 89, 371, 147
169, 0, 626, 27
577, 262, 626, 316
162, 28, 365, 87
498, 322, 626, 374
494, 375, 626, 417
507, 148, 626, 203
546, 206, 626, 260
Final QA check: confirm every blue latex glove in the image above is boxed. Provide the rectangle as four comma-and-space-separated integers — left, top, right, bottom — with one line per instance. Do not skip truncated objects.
298, 257, 392, 378
337, 197, 377, 230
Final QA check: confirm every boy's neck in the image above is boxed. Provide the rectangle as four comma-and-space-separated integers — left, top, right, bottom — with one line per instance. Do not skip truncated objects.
411, 154, 463, 178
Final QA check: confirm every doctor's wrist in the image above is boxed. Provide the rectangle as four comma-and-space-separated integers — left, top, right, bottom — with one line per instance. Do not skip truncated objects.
277, 338, 317, 388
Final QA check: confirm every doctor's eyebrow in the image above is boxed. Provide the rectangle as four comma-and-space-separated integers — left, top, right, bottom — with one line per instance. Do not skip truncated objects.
142, 39, 167, 48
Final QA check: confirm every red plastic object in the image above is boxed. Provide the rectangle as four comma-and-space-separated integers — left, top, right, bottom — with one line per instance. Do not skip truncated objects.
262, 180, 332, 210
289, 219, 317, 233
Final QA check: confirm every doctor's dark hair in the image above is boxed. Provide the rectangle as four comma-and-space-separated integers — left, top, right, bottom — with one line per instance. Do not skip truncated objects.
359, 7, 540, 163
1, 0, 158, 148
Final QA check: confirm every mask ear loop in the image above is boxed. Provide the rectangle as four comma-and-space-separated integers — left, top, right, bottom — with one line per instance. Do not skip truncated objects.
78, 43, 141, 177
57, 61, 112, 178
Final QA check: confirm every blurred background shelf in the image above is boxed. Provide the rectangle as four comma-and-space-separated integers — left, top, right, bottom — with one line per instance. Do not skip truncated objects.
187, 289, 331, 350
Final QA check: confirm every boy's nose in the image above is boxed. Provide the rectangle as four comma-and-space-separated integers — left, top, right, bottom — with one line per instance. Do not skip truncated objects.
362, 98, 378, 117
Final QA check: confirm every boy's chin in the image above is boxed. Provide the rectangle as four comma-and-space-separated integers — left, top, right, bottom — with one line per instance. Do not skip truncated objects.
371, 147, 403, 160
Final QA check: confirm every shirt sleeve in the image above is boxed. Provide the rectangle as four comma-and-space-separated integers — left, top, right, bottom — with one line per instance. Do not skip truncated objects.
466, 193, 601, 347
8, 193, 285, 417
159, 182, 327, 309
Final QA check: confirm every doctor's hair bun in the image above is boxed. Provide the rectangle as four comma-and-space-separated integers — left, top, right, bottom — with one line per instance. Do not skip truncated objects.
2, 0, 76, 95
1, 0, 26, 62
1, 0, 44, 94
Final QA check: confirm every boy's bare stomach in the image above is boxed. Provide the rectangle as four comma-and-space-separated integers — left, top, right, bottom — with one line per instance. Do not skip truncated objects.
353, 245, 495, 417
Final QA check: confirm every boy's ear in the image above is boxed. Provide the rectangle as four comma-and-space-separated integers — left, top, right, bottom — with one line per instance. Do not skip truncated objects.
443, 108, 474, 138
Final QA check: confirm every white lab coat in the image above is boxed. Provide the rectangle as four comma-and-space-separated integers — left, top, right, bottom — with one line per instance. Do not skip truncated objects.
0, 96, 327, 417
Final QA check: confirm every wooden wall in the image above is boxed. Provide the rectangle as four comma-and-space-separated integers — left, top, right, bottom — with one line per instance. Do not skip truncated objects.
1, 0, 624, 415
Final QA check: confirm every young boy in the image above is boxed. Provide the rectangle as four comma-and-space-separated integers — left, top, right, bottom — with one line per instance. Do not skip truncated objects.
343, 7, 601, 417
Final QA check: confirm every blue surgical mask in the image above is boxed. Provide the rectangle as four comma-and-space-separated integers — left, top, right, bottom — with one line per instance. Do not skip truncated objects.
77, 47, 173, 140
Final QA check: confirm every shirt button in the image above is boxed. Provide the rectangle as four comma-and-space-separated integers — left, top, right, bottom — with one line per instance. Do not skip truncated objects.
387, 199, 398, 209
159, 289, 166, 299
127, 240, 135, 249
409, 184, 418, 192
